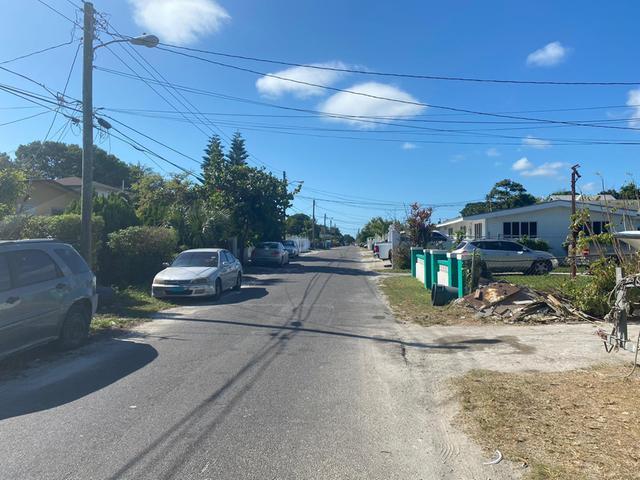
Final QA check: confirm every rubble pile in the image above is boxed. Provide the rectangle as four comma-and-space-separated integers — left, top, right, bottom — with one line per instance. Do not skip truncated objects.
456, 281, 594, 324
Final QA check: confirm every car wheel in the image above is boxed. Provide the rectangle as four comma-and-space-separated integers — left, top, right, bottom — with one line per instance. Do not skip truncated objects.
529, 260, 551, 275
58, 304, 90, 350
212, 278, 222, 300
233, 272, 242, 291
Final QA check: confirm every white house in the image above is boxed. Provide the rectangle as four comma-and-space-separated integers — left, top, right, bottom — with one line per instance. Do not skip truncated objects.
436, 199, 640, 257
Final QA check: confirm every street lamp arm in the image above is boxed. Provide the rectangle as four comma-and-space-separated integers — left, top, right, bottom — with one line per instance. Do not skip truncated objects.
93, 34, 159, 51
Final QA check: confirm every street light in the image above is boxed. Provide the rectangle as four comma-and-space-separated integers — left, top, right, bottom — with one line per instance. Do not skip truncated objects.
80, 2, 158, 264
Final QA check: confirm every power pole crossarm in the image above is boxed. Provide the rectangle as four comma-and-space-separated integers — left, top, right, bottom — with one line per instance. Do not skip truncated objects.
80, 2, 94, 264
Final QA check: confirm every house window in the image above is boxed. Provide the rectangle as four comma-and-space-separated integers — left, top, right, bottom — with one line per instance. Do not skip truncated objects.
474, 223, 483, 239
503, 221, 538, 238
591, 221, 609, 235
448, 228, 453, 237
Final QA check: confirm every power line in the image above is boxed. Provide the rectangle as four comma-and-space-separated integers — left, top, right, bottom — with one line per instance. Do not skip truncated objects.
153, 46, 640, 132
34, 0, 82, 27
156, 42, 640, 86
0, 39, 79, 65
0, 110, 52, 127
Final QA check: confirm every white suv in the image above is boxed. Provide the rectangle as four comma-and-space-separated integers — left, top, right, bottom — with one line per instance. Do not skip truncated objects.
0, 239, 98, 359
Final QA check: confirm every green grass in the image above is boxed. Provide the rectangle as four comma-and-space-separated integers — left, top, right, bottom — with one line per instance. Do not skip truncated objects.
379, 276, 468, 326
496, 274, 592, 292
92, 286, 173, 332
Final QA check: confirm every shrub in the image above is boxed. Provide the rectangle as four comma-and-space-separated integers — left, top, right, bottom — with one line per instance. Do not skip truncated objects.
391, 244, 411, 270
102, 226, 177, 286
67, 193, 138, 236
560, 258, 617, 317
518, 236, 550, 252
0, 214, 104, 264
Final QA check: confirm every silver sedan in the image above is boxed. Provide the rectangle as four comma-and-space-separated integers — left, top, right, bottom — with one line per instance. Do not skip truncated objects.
152, 248, 242, 299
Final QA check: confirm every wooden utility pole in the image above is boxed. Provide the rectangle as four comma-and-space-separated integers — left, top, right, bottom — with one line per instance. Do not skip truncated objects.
80, 2, 95, 263
312, 199, 316, 246
570, 164, 581, 278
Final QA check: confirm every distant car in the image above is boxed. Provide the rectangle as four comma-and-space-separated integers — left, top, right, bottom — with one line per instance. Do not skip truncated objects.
152, 248, 242, 299
251, 242, 289, 266
281, 240, 299, 258
451, 239, 558, 275
0, 239, 98, 359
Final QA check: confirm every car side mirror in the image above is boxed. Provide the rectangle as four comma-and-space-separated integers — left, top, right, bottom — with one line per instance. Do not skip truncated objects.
162, 262, 170, 268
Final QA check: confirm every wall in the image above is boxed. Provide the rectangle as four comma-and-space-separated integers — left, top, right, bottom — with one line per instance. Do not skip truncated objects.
19, 183, 77, 216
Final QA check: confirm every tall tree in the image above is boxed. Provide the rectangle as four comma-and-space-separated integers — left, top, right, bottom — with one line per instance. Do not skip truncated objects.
202, 134, 225, 185
357, 217, 392, 243
226, 132, 249, 166
286, 213, 312, 237
0, 165, 28, 219
460, 179, 537, 216
406, 202, 434, 247
14, 141, 133, 187
619, 181, 640, 200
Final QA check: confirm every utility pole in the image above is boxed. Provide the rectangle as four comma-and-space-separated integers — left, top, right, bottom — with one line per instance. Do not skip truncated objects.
80, 1, 94, 264
570, 164, 581, 278
323, 213, 327, 228
312, 199, 316, 246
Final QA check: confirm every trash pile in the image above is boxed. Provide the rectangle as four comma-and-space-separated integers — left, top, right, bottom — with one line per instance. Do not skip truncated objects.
456, 281, 594, 323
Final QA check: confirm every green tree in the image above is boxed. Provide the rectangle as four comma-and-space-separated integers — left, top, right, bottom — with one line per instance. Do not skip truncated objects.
406, 202, 434, 247
226, 132, 249, 166
0, 166, 28, 219
460, 179, 537, 216
357, 217, 392, 243
619, 181, 640, 200
202, 134, 225, 184
286, 213, 312, 236
66, 192, 138, 235
14, 141, 133, 187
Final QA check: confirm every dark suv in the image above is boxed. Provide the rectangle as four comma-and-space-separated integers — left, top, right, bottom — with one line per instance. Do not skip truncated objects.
0, 239, 98, 359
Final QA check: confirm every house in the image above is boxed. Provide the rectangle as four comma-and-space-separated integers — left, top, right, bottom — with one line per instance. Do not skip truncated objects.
18, 177, 122, 216
436, 199, 640, 257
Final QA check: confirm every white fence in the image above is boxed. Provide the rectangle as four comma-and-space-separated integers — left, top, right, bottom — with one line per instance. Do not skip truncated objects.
286, 236, 311, 253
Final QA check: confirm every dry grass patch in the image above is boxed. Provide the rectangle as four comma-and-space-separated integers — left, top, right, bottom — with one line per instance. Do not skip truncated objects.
455, 366, 640, 479
379, 276, 473, 326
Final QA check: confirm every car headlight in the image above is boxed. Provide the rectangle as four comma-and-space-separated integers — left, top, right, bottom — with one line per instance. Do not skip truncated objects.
154, 278, 167, 285
191, 277, 210, 285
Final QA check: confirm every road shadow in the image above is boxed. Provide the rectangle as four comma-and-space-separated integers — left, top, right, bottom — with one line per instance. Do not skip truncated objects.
0, 339, 157, 421
167, 286, 268, 307
152, 314, 505, 352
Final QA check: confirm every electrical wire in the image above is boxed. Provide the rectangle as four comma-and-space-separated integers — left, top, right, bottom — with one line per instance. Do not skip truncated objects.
0, 39, 79, 65
34, 0, 82, 28
153, 46, 640, 132
155, 42, 640, 87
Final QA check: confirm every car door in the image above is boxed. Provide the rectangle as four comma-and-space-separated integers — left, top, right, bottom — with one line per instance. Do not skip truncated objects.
220, 251, 234, 289
4, 249, 65, 351
499, 241, 530, 271
0, 253, 20, 357
476, 241, 506, 272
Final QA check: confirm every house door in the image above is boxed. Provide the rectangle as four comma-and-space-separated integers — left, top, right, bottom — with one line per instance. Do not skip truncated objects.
474, 223, 483, 239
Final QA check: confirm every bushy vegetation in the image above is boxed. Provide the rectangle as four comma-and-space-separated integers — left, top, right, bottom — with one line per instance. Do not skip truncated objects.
102, 226, 178, 286
517, 236, 550, 252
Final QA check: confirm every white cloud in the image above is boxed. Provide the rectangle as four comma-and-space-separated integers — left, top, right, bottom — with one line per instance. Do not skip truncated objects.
521, 162, 568, 177
627, 89, 640, 128
129, 0, 230, 45
401, 142, 418, 150
526, 41, 568, 67
522, 135, 552, 149
256, 62, 347, 98
512, 157, 534, 171
581, 182, 597, 193
318, 82, 426, 128
485, 147, 500, 157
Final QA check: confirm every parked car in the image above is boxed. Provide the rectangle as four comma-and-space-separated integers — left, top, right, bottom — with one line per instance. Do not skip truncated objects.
451, 239, 558, 275
281, 240, 299, 258
0, 239, 98, 359
251, 242, 289, 266
152, 248, 242, 299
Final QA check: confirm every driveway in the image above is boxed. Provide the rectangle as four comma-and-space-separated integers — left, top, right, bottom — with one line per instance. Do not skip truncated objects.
0, 246, 624, 479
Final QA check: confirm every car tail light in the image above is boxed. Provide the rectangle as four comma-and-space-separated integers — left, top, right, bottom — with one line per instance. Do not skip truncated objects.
374, 245, 379, 253
272, 251, 280, 256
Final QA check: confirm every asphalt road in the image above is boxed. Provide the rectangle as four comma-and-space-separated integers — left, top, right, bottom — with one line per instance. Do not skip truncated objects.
0, 247, 438, 480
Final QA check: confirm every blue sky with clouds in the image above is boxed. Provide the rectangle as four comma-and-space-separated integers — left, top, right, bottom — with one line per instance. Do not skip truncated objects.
1, 1, 639, 234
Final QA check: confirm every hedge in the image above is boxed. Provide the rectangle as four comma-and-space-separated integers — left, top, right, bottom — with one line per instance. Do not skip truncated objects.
0, 214, 104, 264
101, 226, 178, 286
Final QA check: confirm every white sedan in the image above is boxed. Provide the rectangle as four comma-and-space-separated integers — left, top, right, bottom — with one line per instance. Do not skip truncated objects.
152, 248, 242, 299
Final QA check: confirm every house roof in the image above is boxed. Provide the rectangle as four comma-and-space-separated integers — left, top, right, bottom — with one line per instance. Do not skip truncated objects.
54, 176, 121, 192
436, 199, 640, 227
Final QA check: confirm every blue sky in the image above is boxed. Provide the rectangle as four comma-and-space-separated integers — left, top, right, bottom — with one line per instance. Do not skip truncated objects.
1, 1, 639, 234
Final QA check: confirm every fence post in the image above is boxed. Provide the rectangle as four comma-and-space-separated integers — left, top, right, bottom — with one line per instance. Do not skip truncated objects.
410, 247, 421, 278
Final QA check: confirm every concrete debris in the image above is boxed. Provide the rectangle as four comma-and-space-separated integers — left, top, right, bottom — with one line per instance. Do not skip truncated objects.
456, 281, 595, 324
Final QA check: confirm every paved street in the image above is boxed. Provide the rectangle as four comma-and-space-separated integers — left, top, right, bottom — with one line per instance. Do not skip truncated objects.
0, 246, 447, 480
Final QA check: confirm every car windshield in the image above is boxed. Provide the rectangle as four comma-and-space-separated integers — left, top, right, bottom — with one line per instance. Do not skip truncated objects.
256, 242, 280, 249
282, 241, 294, 246
171, 252, 218, 267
